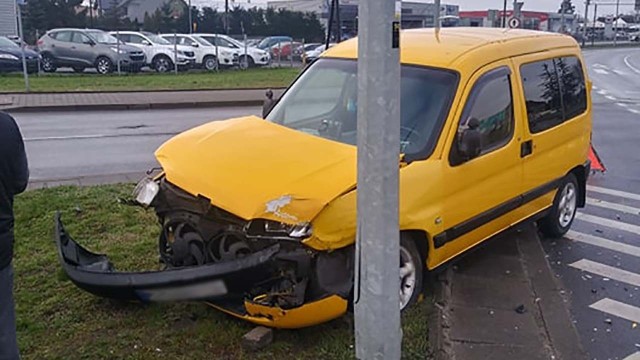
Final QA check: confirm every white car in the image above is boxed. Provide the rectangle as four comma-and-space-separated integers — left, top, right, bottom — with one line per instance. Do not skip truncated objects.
197, 34, 270, 67
160, 34, 237, 71
305, 43, 336, 63
110, 31, 196, 73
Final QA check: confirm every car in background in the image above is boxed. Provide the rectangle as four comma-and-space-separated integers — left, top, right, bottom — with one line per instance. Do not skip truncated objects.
207, 34, 271, 67
160, 33, 236, 71
37, 29, 146, 74
270, 41, 302, 61
195, 33, 249, 68
0, 36, 39, 74
111, 31, 196, 73
256, 36, 292, 51
305, 43, 336, 63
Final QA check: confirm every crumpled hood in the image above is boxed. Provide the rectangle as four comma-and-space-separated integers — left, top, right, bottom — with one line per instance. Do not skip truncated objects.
155, 116, 357, 223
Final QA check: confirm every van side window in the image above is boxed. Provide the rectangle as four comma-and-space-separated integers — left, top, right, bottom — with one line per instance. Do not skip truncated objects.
556, 57, 587, 120
520, 60, 564, 133
450, 67, 514, 165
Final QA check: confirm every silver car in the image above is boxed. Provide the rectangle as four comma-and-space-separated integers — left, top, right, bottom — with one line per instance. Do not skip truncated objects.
37, 28, 146, 74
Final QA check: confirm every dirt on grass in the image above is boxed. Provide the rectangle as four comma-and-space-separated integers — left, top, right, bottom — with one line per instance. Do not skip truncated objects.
12, 184, 430, 359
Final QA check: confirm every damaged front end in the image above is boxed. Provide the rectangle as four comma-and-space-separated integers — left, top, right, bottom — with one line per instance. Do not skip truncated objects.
55, 176, 353, 329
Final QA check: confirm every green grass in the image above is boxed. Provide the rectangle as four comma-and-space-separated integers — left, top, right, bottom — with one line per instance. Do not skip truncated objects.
13, 184, 430, 359
0, 68, 300, 93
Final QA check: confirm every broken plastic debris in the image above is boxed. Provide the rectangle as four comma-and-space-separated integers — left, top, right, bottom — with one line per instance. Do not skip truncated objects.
592, 289, 598, 294
633, 323, 637, 329
155, 348, 162, 352
593, 327, 598, 332
595, 229, 604, 234
515, 305, 526, 314
605, 318, 612, 325
534, 297, 541, 303
489, 310, 495, 316
635, 343, 640, 349
603, 278, 610, 281
505, 270, 511, 275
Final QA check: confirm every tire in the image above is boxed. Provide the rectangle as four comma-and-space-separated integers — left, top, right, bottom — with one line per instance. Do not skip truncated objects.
41, 53, 57, 73
95, 57, 113, 75
203, 56, 218, 71
239, 55, 254, 69
72, 66, 85, 73
538, 173, 579, 239
153, 55, 173, 73
399, 234, 424, 311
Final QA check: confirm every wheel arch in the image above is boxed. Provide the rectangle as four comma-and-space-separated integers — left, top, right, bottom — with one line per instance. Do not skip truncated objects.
401, 229, 429, 268
569, 165, 587, 207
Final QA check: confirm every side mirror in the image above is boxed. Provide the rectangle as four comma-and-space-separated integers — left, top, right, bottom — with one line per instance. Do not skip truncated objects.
191, 42, 199, 48
142, 40, 151, 46
457, 118, 482, 162
84, 39, 95, 46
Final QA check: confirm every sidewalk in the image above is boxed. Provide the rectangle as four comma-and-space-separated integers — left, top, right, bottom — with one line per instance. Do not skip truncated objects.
0, 88, 285, 112
430, 223, 585, 360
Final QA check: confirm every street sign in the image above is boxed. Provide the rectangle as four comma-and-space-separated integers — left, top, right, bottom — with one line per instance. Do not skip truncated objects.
508, 17, 521, 28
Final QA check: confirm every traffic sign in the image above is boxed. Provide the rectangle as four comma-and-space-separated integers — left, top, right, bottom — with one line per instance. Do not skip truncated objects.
508, 17, 521, 28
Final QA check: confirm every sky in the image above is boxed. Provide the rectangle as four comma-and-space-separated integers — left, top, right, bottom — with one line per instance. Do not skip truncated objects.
191, 0, 638, 16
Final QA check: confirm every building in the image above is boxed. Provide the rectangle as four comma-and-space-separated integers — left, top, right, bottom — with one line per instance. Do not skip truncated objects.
459, 10, 578, 33
98, 0, 186, 23
267, 0, 459, 36
0, 0, 18, 37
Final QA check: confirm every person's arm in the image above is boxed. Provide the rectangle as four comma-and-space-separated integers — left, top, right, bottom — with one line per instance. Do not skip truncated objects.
1, 113, 29, 195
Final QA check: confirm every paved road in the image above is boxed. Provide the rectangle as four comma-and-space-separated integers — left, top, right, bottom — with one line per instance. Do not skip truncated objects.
542, 48, 640, 360
10, 107, 260, 182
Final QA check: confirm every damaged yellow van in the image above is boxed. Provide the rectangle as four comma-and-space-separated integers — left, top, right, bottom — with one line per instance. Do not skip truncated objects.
55, 28, 592, 329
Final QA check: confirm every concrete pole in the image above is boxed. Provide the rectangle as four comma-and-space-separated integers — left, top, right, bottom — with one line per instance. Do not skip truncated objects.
173, 30, 178, 75
593, 3, 598, 46
614, 0, 620, 46
583, 0, 590, 47
354, 0, 402, 359
503, 0, 508, 27
435, 0, 441, 30
16, 3, 29, 93
188, 0, 193, 34
116, 30, 121, 75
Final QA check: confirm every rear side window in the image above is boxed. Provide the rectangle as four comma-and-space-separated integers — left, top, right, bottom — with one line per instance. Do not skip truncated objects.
520, 56, 587, 133
71, 32, 91, 44
53, 31, 72, 42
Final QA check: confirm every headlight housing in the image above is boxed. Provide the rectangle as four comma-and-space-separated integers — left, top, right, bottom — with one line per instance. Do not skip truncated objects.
0, 53, 19, 61
133, 178, 160, 207
245, 219, 313, 240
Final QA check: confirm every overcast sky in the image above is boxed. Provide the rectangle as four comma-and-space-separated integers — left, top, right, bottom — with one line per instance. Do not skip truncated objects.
193, 1, 638, 15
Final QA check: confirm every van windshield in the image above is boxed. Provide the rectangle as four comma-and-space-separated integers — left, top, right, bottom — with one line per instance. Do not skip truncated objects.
266, 58, 458, 158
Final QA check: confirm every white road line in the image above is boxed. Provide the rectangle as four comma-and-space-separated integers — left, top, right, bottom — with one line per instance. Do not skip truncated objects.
587, 185, 640, 202
590, 298, 640, 324
605, 95, 618, 101
575, 213, 640, 236
614, 69, 627, 76
629, 109, 640, 115
624, 55, 640, 75
624, 352, 640, 360
566, 231, 640, 258
586, 198, 640, 215
618, 103, 629, 107
593, 63, 607, 68
594, 68, 610, 75
570, 259, 640, 287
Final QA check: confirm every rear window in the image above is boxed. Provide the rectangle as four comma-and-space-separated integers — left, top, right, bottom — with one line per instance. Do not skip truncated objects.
520, 56, 587, 134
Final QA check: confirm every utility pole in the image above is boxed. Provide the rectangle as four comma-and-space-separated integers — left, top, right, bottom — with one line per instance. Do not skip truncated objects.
188, 0, 193, 34
614, 0, 620, 46
435, 0, 441, 29
592, 3, 598, 46
16, 0, 29, 93
503, 0, 508, 27
354, 0, 402, 358
225, 0, 229, 34
325, 0, 335, 48
583, 0, 590, 46
336, 0, 341, 42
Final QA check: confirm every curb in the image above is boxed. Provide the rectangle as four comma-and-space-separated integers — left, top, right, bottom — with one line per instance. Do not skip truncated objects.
27, 172, 142, 191
428, 266, 455, 360
0, 87, 287, 96
4, 99, 265, 113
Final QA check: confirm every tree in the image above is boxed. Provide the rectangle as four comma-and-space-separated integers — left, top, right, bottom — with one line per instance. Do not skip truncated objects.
23, 0, 87, 43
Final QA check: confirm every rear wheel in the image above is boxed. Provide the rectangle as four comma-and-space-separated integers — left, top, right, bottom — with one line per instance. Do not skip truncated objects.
239, 55, 254, 69
539, 174, 579, 238
95, 57, 113, 75
41, 53, 57, 73
203, 55, 218, 71
153, 55, 173, 73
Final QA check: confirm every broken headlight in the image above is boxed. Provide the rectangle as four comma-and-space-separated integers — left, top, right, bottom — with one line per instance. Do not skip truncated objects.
245, 219, 312, 240
133, 178, 160, 207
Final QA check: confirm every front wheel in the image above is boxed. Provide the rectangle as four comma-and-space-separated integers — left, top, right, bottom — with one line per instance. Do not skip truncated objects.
399, 235, 424, 311
41, 54, 57, 73
538, 174, 579, 238
95, 57, 113, 75
153, 56, 173, 73
203, 56, 218, 71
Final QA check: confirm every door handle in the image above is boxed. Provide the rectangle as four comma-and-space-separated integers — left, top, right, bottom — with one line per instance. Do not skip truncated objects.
521, 140, 533, 158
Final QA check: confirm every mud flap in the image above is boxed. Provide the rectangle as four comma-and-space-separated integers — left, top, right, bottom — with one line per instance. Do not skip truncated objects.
54, 213, 279, 303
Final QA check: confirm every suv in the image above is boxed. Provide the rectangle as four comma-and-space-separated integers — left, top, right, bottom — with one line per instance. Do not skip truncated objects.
256, 36, 293, 50
37, 29, 146, 74
159, 33, 237, 71
110, 31, 196, 73
198, 34, 270, 68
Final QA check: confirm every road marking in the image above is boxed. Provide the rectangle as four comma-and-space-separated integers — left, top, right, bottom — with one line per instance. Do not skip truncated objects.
587, 185, 640, 202
624, 352, 640, 360
594, 68, 610, 75
618, 102, 629, 107
566, 231, 640, 258
624, 55, 640, 75
575, 213, 640, 236
614, 69, 627, 76
629, 109, 640, 115
570, 259, 640, 287
605, 95, 618, 101
593, 63, 608, 68
587, 198, 640, 215
590, 298, 640, 324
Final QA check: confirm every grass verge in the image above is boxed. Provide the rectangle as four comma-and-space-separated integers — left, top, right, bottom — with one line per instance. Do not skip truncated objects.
13, 184, 430, 359
0, 68, 299, 93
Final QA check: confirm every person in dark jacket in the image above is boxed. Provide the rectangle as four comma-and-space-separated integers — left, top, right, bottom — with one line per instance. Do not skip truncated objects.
0, 112, 29, 360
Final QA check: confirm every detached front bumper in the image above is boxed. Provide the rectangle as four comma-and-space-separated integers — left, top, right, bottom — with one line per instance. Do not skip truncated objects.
55, 213, 279, 303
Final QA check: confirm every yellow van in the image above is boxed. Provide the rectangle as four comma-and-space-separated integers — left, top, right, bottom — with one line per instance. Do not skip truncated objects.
55, 28, 591, 329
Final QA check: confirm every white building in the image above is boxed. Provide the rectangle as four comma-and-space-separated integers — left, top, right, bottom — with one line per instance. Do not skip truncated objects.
0, 0, 18, 37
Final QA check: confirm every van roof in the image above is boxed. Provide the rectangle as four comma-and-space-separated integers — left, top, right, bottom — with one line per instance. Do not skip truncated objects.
323, 27, 579, 70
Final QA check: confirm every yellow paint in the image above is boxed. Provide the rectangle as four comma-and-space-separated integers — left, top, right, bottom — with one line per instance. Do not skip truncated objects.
205, 295, 348, 329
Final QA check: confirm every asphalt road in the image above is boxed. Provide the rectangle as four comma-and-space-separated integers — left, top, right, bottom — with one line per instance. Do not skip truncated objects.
542, 47, 640, 360
11, 107, 260, 182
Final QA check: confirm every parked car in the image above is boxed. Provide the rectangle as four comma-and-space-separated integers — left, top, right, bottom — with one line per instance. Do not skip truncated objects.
615, 32, 630, 41
631, 32, 640, 42
110, 31, 196, 73
305, 43, 336, 63
270, 41, 302, 60
55, 28, 592, 329
0, 36, 39, 74
195, 33, 255, 68
37, 29, 146, 74
256, 36, 293, 51
160, 33, 237, 71
205, 34, 271, 67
